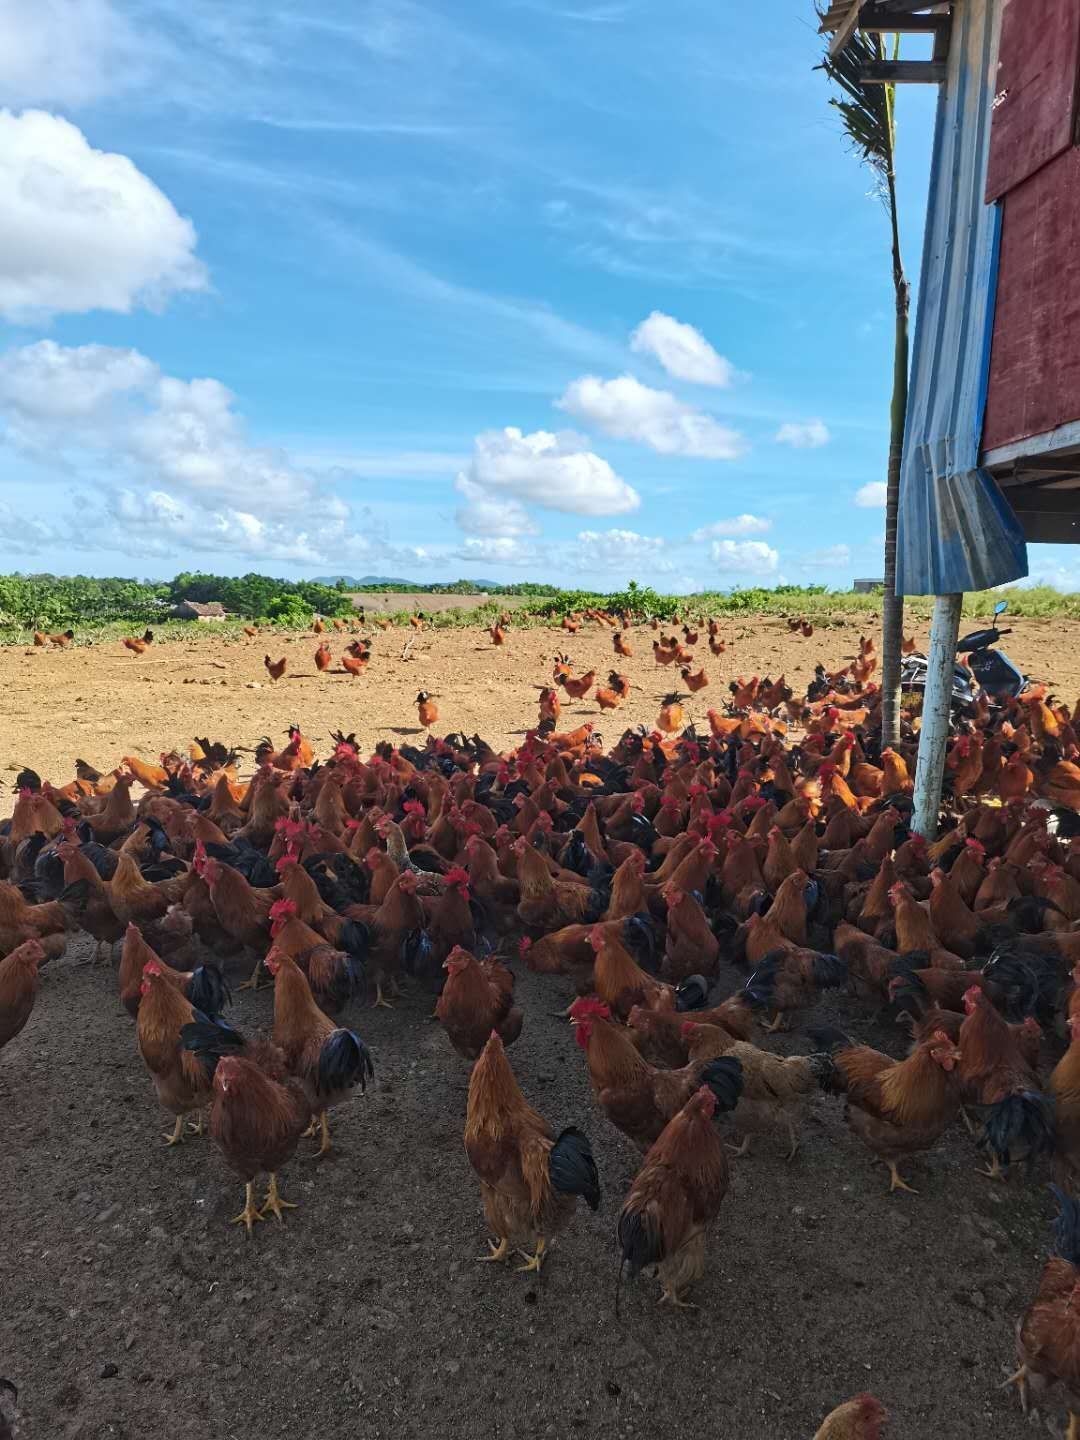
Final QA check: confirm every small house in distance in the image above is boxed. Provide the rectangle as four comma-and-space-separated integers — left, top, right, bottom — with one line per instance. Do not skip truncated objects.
852, 578, 884, 594
171, 600, 228, 622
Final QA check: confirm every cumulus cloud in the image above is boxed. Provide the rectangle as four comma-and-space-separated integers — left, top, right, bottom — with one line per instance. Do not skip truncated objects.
0, 339, 420, 570
691, 514, 771, 541
630, 311, 734, 387
800, 543, 852, 568
455, 426, 639, 518
452, 536, 538, 566
574, 529, 671, 571
0, 0, 133, 107
775, 419, 830, 449
854, 481, 888, 508
0, 110, 206, 322
711, 539, 779, 574
453, 478, 538, 538
558, 375, 746, 460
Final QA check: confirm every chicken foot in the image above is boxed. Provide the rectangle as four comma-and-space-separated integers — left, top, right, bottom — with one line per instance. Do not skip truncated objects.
163, 1115, 185, 1147
884, 1160, 919, 1195
516, 1238, 547, 1274
236, 956, 265, 992
726, 1135, 752, 1159
259, 1173, 298, 1223
372, 982, 395, 1009
999, 1363, 1028, 1414
231, 1181, 265, 1236
477, 1237, 511, 1264
658, 1288, 697, 1310
763, 1012, 789, 1034
978, 1154, 1007, 1182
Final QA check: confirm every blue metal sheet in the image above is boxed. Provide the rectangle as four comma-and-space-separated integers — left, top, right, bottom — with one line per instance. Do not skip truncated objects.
896, 0, 1029, 595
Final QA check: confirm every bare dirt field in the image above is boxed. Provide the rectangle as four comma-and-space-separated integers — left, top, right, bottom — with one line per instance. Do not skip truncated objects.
3, 613, 1079, 1440
5, 611, 1080, 785
346, 591, 537, 615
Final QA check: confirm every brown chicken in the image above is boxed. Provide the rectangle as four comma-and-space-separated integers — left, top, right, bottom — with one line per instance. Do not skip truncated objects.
416, 691, 439, 728
571, 996, 743, 1150
683, 1021, 830, 1159
958, 986, 1053, 1179
265, 949, 374, 1156
616, 1071, 742, 1308
560, 669, 597, 700
117, 921, 228, 1020
179, 1016, 311, 1234
136, 959, 215, 1146
1051, 1015, 1080, 1191
464, 1031, 599, 1272
314, 642, 332, 671
1005, 1188, 1080, 1439
122, 628, 154, 655
742, 948, 847, 1032
657, 693, 684, 734
0, 939, 44, 1052
813, 1395, 889, 1440
263, 654, 287, 682
813, 1027, 962, 1193
436, 946, 522, 1060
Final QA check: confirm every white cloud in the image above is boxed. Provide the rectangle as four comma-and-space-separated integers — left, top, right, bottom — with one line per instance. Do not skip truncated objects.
574, 529, 671, 571
855, 481, 888, 508
456, 426, 639, 517
711, 539, 779, 574
691, 514, 771, 541
453, 536, 538, 566
0, 110, 206, 322
0, 339, 420, 570
558, 374, 746, 459
0, 0, 133, 107
800, 543, 852, 568
775, 419, 830, 449
629, 311, 735, 387
454, 479, 539, 537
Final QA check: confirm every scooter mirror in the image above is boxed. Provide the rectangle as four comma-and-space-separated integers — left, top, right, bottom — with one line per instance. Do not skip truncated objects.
993, 600, 1008, 617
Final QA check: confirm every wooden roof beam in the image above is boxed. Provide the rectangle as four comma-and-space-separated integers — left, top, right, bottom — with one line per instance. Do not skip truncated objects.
861, 58, 947, 82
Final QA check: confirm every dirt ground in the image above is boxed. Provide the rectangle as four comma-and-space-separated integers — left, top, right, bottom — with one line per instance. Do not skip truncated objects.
5, 612, 1080, 786
3, 613, 1079, 1440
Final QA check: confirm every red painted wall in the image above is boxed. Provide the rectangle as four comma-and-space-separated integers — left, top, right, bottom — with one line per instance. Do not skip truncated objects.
983, 147, 1080, 451
982, 0, 1080, 453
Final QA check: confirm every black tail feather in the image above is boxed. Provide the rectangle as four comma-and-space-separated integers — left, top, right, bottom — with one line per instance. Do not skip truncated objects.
978, 1092, 1056, 1171
184, 964, 230, 1018
548, 1126, 600, 1211
316, 1029, 375, 1096
700, 1055, 743, 1113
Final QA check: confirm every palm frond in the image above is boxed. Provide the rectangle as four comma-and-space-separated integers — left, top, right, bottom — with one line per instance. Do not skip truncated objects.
816, 16, 892, 176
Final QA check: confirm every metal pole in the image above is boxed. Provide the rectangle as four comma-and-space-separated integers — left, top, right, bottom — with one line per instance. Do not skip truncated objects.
912, 592, 963, 839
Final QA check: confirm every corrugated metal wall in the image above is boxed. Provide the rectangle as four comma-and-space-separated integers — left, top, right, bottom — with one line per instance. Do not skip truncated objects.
896, 0, 1028, 594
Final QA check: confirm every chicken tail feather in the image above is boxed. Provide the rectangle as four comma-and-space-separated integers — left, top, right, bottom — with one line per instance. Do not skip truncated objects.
979, 1092, 1056, 1171
700, 1055, 744, 1113
185, 964, 231, 1019
548, 1126, 600, 1211
316, 1029, 375, 1096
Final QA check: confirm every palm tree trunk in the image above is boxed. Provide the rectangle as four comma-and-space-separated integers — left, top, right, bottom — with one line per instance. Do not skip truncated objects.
879, 131, 909, 747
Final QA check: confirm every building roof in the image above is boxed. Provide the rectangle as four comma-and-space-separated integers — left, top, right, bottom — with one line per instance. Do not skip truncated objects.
173, 599, 227, 617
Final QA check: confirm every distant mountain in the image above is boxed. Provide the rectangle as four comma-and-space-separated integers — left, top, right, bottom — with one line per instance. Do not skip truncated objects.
312, 574, 415, 587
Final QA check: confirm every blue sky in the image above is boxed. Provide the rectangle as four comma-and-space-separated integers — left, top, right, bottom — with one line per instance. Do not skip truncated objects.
1, 0, 1064, 590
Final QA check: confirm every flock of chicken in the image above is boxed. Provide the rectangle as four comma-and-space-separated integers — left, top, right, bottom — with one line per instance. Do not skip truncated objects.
5, 610, 1080, 1438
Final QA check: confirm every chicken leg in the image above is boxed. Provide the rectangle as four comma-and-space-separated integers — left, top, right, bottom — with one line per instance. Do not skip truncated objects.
659, 1288, 697, 1310
260, 1173, 298, 1223
231, 1182, 265, 1235
236, 957, 264, 992
516, 1237, 547, 1274
978, 1154, 1006, 1182
885, 1160, 918, 1195
1067, 1411, 1079, 1440
163, 1115, 185, 1147
312, 1110, 332, 1157
763, 1012, 789, 1034
726, 1135, 752, 1158
373, 982, 394, 1009
477, 1237, 511, 1263
1000, 1364, 1028, 1413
